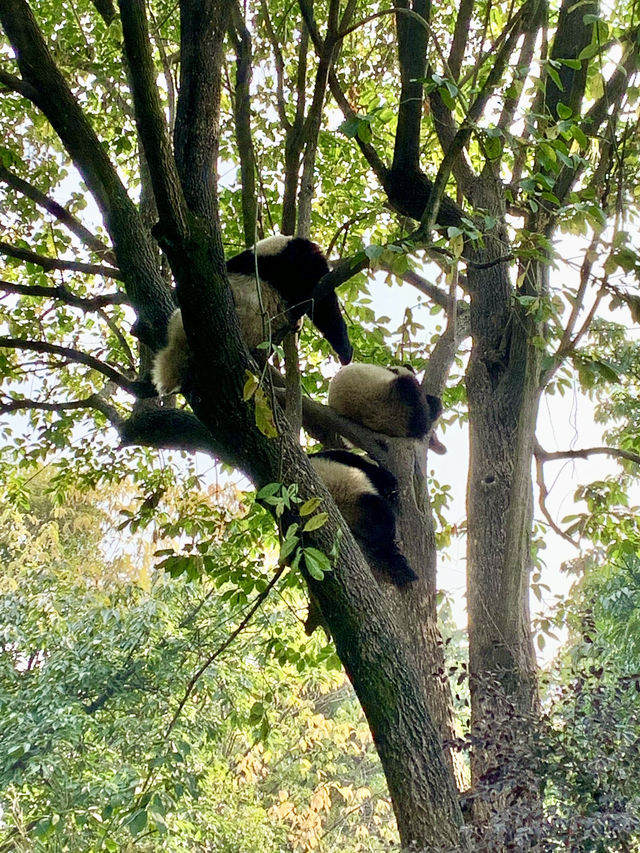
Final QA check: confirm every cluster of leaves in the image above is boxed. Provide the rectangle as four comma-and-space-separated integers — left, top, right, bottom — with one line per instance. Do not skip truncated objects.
0, 475, 395, 852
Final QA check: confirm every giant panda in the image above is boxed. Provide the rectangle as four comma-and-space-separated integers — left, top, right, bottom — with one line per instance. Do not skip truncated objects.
327, 362, 442, 439
309, 449, 417, 586
152, 235, 352, 395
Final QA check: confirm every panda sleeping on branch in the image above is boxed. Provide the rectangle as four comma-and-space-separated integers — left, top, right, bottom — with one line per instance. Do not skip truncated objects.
328, 362, 443, 441
152, 235, 352, 395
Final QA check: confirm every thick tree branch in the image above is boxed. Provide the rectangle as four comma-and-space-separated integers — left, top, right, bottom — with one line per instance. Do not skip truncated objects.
90, 0, 116, 25
0, 336, 139, 394
118, 0, 187, 232
392, 0, 430, 175
173, 0, 231, 224
0, 278, 128, 310
427, 86, 476, 196
0, 165, 115, 262
0, 240, 121, 279
118, 408, 220, 455
0, 65, 38, 99
230, 3, 258, 244
544, 0, 597, 121
448, 0, 473, 80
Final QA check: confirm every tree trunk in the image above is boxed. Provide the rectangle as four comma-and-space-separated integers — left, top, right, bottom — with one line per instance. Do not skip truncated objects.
465, 214, 543, 843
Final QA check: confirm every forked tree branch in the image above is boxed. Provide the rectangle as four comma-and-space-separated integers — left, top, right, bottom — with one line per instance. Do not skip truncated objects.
533, 449, 579, 547
535, 440, 640, 468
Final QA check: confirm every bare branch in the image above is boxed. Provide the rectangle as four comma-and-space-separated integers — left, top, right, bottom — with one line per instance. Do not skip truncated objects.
0, 278, 128, 310
0, 165, 115, 262
297, 0, 340, 237
533, 448, 579, 547
0, 66, 38, 99
0, 391, 122, 425
118, 408, 220, 455
391, 269, 454, 310
535, 441, 640, 468
0, 336, 139, 395
555, 229, 603, 356
283, 331, 302, 437
0, 240, 121, 279
259, 0, 291, 129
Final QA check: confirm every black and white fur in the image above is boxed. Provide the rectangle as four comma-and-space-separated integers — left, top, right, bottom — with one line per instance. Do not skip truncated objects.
152, 235, 352, 395
309, 449, 417, 586
327, 363, 441, 439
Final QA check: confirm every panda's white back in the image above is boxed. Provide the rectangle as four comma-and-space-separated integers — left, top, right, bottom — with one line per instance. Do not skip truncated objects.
328, 363, 399, 434
228, 273, 290, 353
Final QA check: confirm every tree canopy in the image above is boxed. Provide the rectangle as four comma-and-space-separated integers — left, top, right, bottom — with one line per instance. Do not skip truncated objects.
1, 0, 640, 848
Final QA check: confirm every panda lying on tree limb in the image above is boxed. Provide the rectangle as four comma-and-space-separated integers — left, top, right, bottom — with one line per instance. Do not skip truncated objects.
152, 235, 352, 395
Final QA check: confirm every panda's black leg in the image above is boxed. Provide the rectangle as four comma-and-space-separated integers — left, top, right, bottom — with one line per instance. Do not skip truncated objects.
354, 495, 418, 585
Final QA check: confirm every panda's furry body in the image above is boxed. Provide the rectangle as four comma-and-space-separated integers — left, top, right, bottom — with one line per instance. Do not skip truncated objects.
309, 449, 417, 586
327, 363, 441, 439
152, 235, 352, 395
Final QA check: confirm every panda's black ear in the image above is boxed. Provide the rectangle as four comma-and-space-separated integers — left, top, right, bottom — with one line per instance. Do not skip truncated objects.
426, 394, 442, 424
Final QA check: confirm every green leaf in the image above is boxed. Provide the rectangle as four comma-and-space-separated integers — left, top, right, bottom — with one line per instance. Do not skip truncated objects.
304, 547, 332, 580
300, 497, 323, 516
128, 809, 148, 836
243, 370, 259, 401
303, 512, 329, 532
256, 482, 281, 499
254, 388, 278, 438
